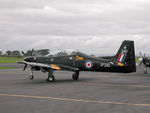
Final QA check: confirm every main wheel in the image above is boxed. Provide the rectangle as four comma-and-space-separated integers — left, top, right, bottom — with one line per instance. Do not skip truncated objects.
47, 76, 55, 82
72, 73, 79, 80
29, 75, 34, 80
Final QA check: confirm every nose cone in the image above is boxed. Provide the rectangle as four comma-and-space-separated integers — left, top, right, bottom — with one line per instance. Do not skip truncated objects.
24, 57, 34, 62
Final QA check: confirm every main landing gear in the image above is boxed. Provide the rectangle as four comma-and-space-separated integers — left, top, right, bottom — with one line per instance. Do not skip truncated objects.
72, 71, 79, 80
28, 69, 79, 82
47, 69, 55, 82
29, 67, 35, 80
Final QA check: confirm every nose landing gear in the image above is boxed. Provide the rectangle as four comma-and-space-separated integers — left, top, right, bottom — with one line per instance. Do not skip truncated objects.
29, 71, 34, 80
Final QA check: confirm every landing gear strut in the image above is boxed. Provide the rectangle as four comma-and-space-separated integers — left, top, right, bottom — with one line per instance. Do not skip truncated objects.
72, 71, 79, 80
47, 69, 55, 82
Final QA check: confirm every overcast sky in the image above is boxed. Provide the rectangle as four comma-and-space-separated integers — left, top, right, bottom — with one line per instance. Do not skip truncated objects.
0, 0, 150, 55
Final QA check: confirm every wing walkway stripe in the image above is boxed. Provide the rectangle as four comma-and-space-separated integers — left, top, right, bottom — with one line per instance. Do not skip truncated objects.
0, 93, 150, 107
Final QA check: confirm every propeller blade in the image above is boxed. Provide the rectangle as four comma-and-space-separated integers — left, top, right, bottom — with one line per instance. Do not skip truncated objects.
21, 51, 25, 56
31, 48, 34, 56
139, 61, 143, 66
139, 51, 142, 57
23, 64, 27, 71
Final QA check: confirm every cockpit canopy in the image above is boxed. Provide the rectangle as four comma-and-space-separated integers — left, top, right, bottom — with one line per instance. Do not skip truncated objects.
46, 49, 77, 57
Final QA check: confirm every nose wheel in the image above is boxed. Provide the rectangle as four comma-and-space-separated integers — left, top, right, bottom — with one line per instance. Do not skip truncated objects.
29, 71, 34, 80
72, 72, 79, 80
29, 75, 34, 80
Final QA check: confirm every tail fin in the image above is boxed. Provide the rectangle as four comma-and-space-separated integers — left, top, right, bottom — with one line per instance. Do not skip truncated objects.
115, 40, 136, 72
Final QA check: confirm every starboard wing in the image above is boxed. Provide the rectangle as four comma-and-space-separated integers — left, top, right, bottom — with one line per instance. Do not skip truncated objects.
17, 61, 79, 71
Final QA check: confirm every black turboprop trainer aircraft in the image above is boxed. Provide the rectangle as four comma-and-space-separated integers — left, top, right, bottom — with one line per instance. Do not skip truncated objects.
138, 52, 150, 74
17, 40, 136, 82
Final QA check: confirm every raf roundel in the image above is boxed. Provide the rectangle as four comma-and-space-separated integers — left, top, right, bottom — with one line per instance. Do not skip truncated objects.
85, 61, 93, 69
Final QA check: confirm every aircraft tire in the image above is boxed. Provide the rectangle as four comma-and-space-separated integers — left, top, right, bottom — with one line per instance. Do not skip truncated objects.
29, 75, 34, 80
47, 76, 55, 82
72, 73, 79, 80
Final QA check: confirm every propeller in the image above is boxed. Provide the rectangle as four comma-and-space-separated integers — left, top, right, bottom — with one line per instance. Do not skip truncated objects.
138, 52, 149, 74
21, 48, 35, 56
138, 52, 148, 68
138, 51, 145, 66
21, 48, 35, 71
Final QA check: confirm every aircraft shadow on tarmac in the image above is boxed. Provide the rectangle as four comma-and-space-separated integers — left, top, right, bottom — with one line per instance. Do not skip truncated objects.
18, 78, 96, 85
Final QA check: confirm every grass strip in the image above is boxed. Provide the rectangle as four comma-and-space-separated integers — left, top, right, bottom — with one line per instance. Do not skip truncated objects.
0, 56, 24, 63
0, 67, 17, 69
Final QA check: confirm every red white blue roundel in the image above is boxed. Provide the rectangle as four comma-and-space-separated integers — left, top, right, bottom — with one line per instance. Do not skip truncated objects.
85, 60, 93, 69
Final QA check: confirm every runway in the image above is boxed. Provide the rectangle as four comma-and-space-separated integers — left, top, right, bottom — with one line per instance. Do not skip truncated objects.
0, 66, 150, 113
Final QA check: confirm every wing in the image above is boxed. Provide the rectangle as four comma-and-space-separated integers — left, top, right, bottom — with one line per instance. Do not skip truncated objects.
57, 64, 79, 71
17, 61, 79, 71
17, 61, 51, 68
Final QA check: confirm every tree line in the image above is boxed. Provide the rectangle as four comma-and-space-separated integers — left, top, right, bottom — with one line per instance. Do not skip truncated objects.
0, 49, 49, 56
